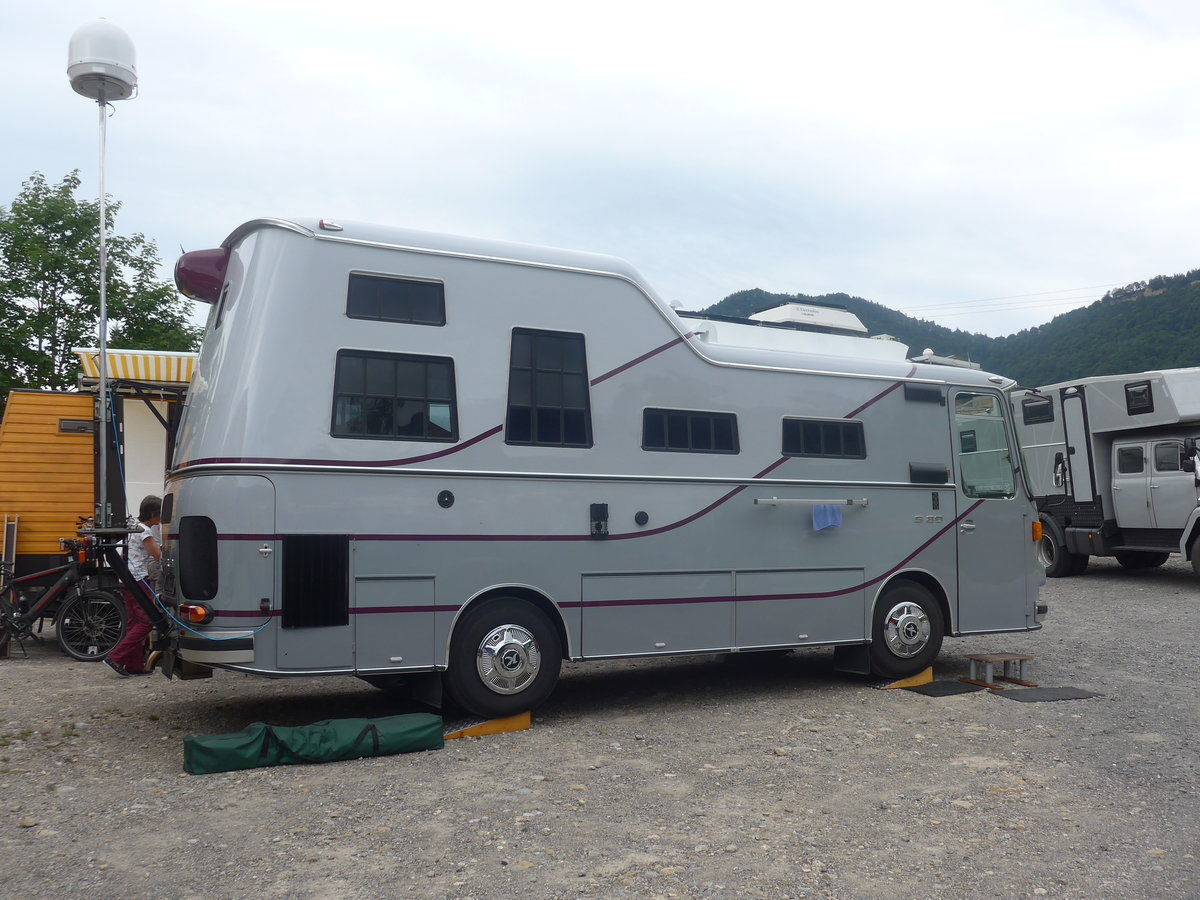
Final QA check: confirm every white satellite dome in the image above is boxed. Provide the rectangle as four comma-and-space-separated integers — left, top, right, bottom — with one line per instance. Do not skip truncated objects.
67, 19, 137, 101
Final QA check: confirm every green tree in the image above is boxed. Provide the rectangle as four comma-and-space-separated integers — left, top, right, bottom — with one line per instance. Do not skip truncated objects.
0, 171, 201, 403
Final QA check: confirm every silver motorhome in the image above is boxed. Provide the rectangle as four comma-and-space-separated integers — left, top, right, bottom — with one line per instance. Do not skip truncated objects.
1013, 368, 1200, 579
160, 218, 1045, 717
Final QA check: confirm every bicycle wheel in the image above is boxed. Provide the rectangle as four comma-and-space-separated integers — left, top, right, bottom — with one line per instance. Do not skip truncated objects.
55, 591, 126, 661
0, 587, 17, 654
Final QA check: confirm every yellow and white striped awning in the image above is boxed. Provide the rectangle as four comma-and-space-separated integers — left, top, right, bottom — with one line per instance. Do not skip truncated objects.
73, 348, 197, 385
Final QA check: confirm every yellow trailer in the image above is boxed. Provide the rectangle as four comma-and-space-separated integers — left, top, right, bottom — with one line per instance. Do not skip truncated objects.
0, 391, 95, 576
0, 349, 196, 578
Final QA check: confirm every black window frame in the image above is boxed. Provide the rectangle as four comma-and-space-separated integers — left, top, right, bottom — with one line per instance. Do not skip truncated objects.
505, 328, 593, 448
331, 349, 458, 442
1021, 396, 1054, 425
642, 408, 739, 454
781, 417, 867, 459
346, 272, 447, 326
1125, 380, 1154, 416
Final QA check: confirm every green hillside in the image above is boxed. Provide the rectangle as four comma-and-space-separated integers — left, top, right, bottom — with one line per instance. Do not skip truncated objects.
702, 271, 1200, 387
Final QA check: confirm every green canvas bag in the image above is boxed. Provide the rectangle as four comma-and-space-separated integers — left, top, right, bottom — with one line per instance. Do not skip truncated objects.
183, 713, 444, 775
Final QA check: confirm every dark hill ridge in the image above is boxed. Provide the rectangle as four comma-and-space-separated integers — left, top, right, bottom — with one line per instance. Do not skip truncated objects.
703, 271, 1200, 387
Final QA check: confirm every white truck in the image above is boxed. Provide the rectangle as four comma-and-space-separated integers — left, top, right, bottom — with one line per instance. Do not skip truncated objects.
1013, 368, 1200, 580
159, 217, 1046, 717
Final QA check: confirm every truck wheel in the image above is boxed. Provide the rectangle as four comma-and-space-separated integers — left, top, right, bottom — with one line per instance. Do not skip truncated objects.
1113, 551, 1170, 570
869, 581, 944, 680
1040, 516, 1087, 578
444, 598, 562, 719
55, 591, 126, 661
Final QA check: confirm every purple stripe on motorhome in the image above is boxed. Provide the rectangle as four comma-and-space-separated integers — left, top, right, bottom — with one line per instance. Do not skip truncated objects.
211, 605, 461, 618
207, 502, 985, 618
842, 366, 917, 418
179, 424, 504, 469
590, 334, 692, 386
208, 377, 908, 545
176, 335, 694, 470
569, 500, 984, 608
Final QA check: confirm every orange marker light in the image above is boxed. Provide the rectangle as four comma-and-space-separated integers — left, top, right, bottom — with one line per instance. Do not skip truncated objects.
1031, 521, 1043, 543
178, 604, 212, 625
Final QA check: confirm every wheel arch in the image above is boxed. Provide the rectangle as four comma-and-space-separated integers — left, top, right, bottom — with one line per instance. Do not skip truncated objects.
453, 584, 570, 661
874, 569, 954, 636
1179, 509, 1200, 561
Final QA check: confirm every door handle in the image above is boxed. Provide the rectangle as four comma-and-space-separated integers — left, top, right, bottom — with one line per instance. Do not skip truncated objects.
960, 522, 976, 533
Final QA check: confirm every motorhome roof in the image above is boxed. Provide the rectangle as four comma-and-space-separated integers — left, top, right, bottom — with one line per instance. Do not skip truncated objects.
224, 217, 655, 292
1036, 366, 1200, 391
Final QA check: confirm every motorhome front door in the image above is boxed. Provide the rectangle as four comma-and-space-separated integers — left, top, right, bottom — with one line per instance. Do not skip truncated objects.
951, 390, 1031, 632
1111, 442, 1153, 529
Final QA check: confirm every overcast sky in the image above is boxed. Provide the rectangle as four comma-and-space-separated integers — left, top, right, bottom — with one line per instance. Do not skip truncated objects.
7, 0, 1200, 342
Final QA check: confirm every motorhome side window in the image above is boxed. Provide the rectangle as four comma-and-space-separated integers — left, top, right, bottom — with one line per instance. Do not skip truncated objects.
1154, 442, 1183, 472
781, 418, 866, 459
1125, 381, 1154, 415
643, 409, 739, 454
505, 329, 593, 447
1022, 396, 1054, 425
346, 273, 446, 326
1117, 447, 1144, 474
331, 350, 457, 441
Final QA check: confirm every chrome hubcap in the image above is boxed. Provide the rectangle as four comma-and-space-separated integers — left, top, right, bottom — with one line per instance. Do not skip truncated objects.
882, 601, 931, 658
475, 623, 541, 695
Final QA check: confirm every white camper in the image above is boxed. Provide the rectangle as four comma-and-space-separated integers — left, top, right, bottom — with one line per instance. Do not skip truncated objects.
1013, 368, 1200, 579
160, 218, 1046, 717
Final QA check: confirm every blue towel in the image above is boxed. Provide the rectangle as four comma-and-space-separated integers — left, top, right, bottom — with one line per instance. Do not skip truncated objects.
813, 504, 843, 531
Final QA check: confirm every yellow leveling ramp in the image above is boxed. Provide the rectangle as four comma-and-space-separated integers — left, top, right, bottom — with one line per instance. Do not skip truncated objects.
880, 667, 934, 689
444, 710, 532, 740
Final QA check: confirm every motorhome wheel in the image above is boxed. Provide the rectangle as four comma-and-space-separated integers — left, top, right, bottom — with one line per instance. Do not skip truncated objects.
1039, 515, 1088, 578
869, 582, 944, 679
445, 598, 562, 719
1113, 550, 1170, 570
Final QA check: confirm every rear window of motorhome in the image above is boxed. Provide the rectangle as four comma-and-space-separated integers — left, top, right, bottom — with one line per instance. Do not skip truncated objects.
331, 350, 458, 441
642, 409, 739, 454
781, 419, 866, 459
346, 273, 446, 326
506, 329, 593, 448
1021, 396, 1054, 425
1125, 381, 1154, 415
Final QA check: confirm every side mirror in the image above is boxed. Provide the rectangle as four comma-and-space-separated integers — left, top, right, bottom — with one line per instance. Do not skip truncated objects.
1184, 439, 1198, 474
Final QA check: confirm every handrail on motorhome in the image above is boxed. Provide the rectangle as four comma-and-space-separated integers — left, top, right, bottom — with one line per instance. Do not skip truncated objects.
753, 497, 869, 507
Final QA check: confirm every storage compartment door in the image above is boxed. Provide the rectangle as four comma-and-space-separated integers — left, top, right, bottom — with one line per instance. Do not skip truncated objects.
581, 571, 733, 658
734, 569, 866, 649
353, 577, 436, 672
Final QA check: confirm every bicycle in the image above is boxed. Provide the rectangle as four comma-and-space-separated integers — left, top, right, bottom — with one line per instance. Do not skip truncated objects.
0, 537, 126, 661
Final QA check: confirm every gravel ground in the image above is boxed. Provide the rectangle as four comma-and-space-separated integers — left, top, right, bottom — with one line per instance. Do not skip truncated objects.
1, 556, 1197, 900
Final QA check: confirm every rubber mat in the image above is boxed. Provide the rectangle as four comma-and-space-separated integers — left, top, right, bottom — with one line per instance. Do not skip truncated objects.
993, 687, 1100, 702
905, 680, 986, 697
